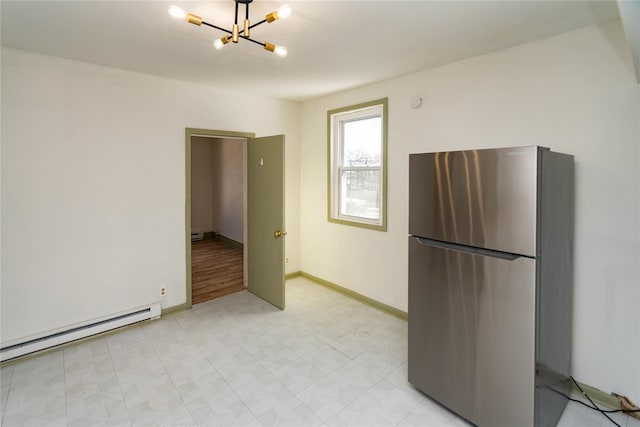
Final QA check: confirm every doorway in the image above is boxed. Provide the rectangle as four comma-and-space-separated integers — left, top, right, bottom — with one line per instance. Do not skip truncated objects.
190, 135, 247, 304
185, 128, 287, 310
185, 128, 254, 308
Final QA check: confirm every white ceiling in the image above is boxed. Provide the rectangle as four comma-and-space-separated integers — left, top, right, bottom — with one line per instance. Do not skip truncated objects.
0, 1, 621, 101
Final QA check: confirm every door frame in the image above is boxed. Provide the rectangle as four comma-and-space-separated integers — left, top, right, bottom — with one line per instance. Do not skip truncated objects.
185, 128, 255, 309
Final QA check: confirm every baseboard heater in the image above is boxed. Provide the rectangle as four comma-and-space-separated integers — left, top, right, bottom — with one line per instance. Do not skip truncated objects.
0, 303, 161, 362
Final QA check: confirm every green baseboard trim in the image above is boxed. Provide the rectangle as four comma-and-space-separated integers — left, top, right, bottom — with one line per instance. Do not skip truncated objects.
571, 379, 620, 410
285, 271, 302, 280
298, 271, 408, 321
161, 303, 189, 317
216, 234, 243, 251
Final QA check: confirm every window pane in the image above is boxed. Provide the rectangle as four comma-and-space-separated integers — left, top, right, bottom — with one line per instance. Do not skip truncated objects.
342, 117, 381, 167
339, 169, 380, 220
328, 98, 387, 231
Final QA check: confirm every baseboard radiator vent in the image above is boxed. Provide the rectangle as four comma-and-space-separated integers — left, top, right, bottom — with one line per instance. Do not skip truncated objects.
191, 232, 204, 242
0, 303, 161, 362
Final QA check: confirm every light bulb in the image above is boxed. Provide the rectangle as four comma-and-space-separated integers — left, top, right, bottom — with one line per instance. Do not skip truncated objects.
168, 5, 186, 19
213, 36, 230, 50
274, 45, 288, 58
266, 4, 291, 23
277, 5, 291, 20
264, 42, 287, 56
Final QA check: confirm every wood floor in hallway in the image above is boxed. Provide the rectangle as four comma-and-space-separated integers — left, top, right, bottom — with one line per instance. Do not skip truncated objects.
191, 239, 244, 305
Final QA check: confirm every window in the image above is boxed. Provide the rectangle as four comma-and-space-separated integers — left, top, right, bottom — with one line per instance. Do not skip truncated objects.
328, 98, 387, 231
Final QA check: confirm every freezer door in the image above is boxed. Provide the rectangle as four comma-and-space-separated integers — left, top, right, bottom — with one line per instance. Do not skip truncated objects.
409, 146, 540, 256
408, 237, 536, 427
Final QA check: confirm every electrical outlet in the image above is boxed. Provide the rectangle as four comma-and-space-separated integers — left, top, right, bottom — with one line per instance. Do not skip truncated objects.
160, 287, 166, 296
285, 257, 289, 264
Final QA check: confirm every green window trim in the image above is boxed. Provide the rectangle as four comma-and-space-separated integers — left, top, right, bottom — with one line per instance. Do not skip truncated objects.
327, 98, 388, 232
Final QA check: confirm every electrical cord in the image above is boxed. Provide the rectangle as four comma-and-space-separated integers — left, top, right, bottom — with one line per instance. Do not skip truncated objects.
540, 376, 640, 427
570, 376, 620, 427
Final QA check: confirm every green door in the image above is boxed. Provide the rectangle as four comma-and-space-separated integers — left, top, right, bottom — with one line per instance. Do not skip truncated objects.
247, 135, 285, 309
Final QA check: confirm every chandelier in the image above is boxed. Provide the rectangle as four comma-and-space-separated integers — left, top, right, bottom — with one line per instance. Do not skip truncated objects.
169, 1, 291, 57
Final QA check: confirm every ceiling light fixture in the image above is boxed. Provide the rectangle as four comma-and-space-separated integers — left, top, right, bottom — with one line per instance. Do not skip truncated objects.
169, 1, 290, 57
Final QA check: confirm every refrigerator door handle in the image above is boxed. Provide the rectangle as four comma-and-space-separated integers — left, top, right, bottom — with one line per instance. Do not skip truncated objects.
414, 237, 524, 261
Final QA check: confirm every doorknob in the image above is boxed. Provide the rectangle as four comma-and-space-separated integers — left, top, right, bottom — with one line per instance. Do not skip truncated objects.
274, 230, 287, 238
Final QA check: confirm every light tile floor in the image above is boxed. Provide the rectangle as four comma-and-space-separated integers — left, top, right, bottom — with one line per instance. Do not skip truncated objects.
1, 277, 638, 426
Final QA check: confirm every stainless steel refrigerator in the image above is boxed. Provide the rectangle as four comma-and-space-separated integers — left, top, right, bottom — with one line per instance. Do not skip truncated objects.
408, 146, 574, 427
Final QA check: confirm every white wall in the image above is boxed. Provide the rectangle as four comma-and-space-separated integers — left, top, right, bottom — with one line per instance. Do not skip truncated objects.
0, 47, 301, 344
190, 137, 245, 243
191, 138, 215, 234
300, 20, 639, 400
212, 138, 244, 243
